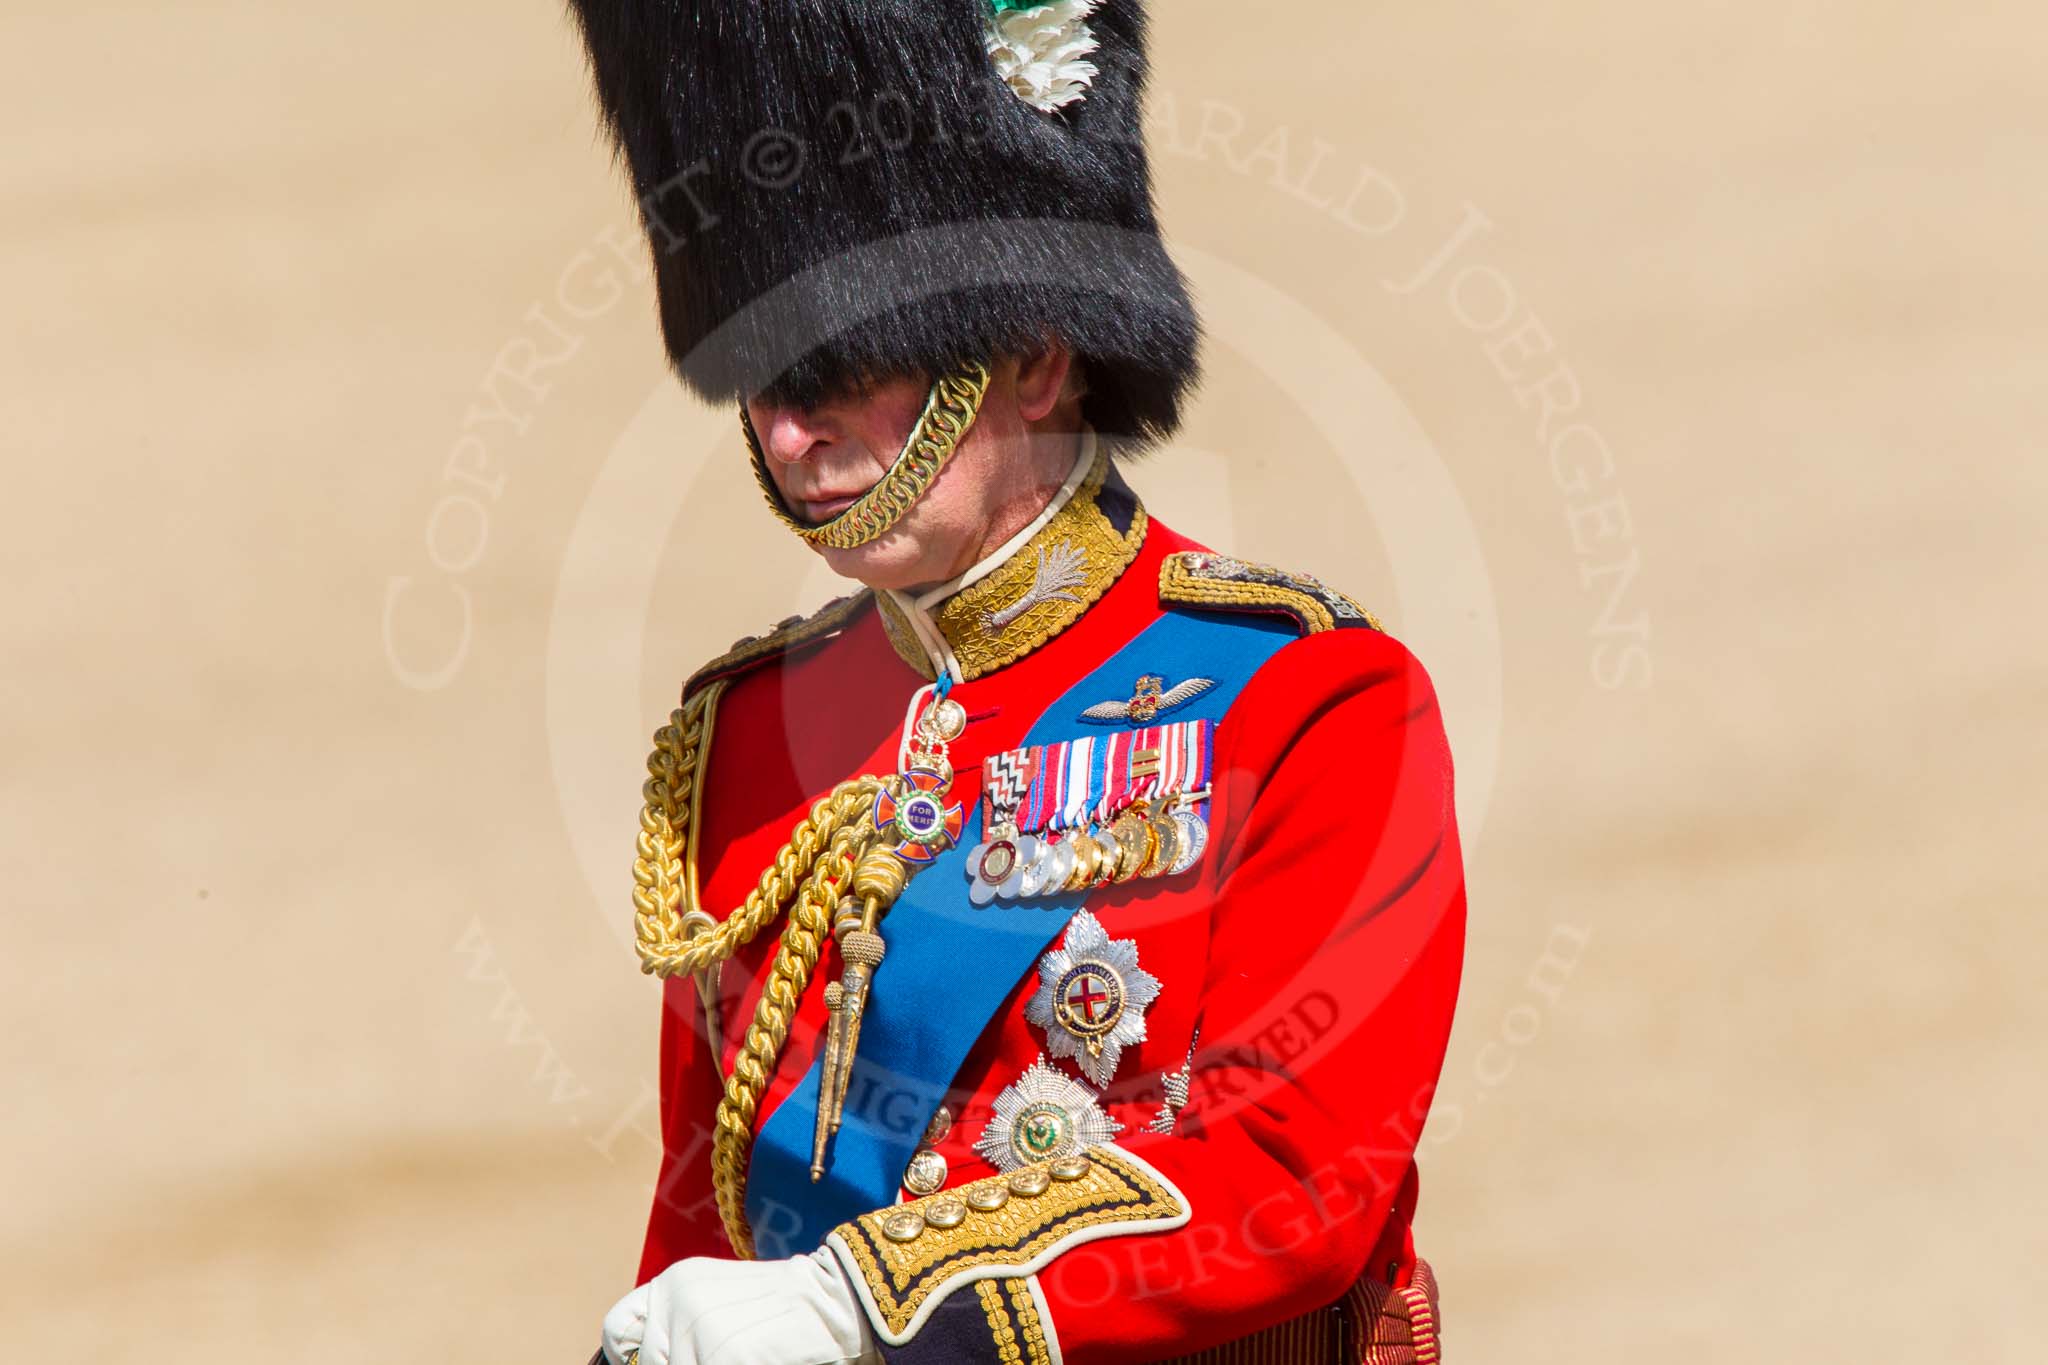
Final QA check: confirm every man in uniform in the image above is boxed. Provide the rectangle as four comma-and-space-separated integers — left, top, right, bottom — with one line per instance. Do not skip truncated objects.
563, 3, 1465, 1361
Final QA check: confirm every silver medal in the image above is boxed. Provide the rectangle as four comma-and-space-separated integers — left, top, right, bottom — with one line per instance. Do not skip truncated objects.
974, 1055, 1123, 1173
1023, 909, 1162, 1086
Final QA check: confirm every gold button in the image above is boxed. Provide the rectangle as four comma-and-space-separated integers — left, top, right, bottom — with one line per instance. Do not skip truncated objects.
903, 1147, 948, 1197
922, 1106, 954, 1146
966, 1182, 1011, 1212
880, 1209, 927, 1243
1008, 1167, 1052, 1198
925, 1196, 968, 1230
1048, 1154, 1092, 1182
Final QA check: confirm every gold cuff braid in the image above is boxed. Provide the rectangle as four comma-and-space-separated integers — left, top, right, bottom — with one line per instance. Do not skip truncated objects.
832, 1147, 1188, 1338
973, 1278, 1054, 1365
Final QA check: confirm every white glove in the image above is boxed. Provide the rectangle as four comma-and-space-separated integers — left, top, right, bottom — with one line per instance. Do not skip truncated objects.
601, 1247, 880, 1365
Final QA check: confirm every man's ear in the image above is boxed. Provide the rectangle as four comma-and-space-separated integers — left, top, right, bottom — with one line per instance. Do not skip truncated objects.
1013, 341, 1075, 424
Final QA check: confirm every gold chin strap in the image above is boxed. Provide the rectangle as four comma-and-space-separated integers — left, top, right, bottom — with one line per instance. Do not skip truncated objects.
743, 360, 992, 551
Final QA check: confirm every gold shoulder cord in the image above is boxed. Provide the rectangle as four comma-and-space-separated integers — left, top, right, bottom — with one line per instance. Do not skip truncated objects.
714, 793, 888, 1257
634, 681, 880, 981
634, 680, 893, 1258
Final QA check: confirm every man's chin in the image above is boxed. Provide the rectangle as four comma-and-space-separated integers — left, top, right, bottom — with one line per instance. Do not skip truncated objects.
813, 537, 945, 594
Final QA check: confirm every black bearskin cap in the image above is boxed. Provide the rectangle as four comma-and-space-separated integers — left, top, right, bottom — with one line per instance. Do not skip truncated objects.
566, 0, 1199, 443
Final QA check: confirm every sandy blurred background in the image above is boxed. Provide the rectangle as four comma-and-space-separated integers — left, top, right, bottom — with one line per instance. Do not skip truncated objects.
5, 1, 2044, 1360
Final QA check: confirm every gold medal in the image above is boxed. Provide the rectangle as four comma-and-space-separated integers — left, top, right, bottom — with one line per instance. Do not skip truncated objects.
1063, 832, 1105, 891
1108, 808, 1156, 884
1145, 807, 1181, 877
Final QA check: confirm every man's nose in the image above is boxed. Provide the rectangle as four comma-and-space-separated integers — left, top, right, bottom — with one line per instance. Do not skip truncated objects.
755, 404, 827, 466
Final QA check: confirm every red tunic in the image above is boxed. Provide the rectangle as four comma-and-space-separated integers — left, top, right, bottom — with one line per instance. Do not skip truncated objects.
634, 501, 1464, 1363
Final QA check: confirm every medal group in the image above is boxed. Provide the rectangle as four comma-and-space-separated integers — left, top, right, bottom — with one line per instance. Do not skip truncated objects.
964, 716, 1212, 907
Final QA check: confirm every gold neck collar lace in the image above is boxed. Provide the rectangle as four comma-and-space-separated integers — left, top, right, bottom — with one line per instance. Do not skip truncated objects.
876, 433, 1148, 682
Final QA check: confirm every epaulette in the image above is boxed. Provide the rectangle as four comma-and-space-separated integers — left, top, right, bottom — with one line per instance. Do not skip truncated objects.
1158, 551, 1384, 635
681, 590, 873, 700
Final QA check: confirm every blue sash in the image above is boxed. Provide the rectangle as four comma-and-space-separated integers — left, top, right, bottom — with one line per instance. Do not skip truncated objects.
746, 608, 1296, 1256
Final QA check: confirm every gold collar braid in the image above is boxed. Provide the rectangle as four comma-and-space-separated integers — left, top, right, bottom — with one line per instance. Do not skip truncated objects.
875, 441, 1148, 682
743, 361, 992, 551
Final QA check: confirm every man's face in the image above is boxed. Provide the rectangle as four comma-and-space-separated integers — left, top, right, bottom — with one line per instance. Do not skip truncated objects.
745, 352, 1079, 591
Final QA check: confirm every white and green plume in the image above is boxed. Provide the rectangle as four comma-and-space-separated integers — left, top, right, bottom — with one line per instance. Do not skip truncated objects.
985, 0, 1106, 112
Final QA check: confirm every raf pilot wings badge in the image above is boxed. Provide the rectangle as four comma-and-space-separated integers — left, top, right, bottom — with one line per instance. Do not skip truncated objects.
1078, 674, 1216, 725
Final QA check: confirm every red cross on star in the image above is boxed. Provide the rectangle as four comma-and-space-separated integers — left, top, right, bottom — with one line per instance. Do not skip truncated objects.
1064, 973, 1112, 1024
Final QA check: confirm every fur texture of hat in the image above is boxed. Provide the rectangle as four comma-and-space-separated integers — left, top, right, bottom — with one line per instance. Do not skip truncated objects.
567, 0, 1199, 442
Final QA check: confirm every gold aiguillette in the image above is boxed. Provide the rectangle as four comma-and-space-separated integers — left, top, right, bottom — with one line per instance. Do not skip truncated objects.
811, 843, 914, 1181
